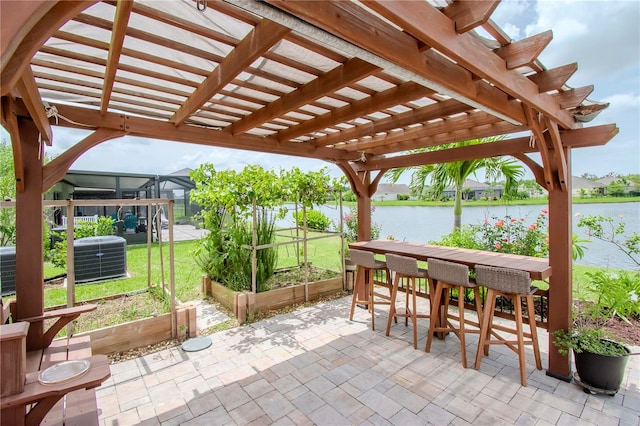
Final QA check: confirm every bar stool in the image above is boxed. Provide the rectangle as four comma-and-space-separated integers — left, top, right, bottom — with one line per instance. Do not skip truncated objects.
385, 253, 429, 349
348, 249, 393, 330
425, 258, 483, 368
473, 265, 542, 386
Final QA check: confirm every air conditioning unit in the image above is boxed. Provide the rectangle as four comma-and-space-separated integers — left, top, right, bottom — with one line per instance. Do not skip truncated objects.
0, 246, 16, 296
74, 236, 127, 283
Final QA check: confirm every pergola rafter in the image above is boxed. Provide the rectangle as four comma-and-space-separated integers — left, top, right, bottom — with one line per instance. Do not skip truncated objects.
0, 0, 621, 381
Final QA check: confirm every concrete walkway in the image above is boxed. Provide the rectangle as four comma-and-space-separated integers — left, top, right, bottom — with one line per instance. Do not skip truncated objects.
160, 224, 208, 243
96, 295, 639, 425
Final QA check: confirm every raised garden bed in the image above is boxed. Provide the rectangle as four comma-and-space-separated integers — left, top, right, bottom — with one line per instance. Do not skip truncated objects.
203, 266, 343, 322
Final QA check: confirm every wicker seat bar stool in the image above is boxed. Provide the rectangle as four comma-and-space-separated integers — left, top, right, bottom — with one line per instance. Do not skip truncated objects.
385, 253, 430, 349
473, 265, 542, 386
348, 249, 393, 331
425, 258, 483, 368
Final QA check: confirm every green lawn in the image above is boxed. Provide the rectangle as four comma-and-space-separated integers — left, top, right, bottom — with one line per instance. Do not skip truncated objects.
41, 231, 344, 308
43, 241, 204, 307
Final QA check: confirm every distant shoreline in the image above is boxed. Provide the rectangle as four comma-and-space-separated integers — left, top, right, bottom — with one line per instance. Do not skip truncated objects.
360, 196, 640, 208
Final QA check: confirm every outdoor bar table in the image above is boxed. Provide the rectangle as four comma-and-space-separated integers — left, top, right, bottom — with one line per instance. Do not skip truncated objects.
349, 240, 552, 281
349, 240, 552, 341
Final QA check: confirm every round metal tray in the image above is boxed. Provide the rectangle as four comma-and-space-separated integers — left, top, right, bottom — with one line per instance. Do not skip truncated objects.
38, 360, 91, 385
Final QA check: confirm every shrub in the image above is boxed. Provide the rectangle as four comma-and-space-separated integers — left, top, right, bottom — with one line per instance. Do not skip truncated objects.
475, 210, 549, 257
553, 326, 628, 357
340, 206, 381, 242
396, 194, 410, 201
577, 214, 640, 268
342, 191, 356, 202
431, 225, 482, 250
432, 209, 550, 258
194, 216, 277, 293
293, 209, 330, 231
585, 270, 640, 323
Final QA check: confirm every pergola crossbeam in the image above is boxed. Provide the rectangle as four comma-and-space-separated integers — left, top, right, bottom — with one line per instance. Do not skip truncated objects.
264, 0, 527, 126
361, 0, 576, 128
314, 99, 475, 147
353, 110, 504, 154
100, 0, 133, 114
170, 20, 290, 126
552, 85, 594, 110
15, 66, 52, 145
230, 58, 380, 135
279, 81, 433, 142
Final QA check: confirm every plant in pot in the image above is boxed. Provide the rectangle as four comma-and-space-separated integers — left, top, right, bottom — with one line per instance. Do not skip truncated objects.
553, 305, 633, 395
554, 269, 640, 394
553, 321, 630, 394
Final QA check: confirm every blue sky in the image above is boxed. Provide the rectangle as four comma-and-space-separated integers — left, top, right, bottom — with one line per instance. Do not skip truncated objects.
3, 0, 639, 183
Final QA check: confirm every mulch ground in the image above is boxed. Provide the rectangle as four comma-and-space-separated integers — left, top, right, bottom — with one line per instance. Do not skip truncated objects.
603, 316, 640, 345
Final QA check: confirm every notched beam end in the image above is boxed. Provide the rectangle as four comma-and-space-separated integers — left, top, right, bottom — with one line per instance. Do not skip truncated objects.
527, 63, 578, 93
443, 0, 500, 34
493, 30, 553, 70
552, 85, 594, 110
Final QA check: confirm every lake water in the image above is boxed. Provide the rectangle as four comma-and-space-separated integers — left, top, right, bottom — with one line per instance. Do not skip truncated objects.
278, 202, 640, 270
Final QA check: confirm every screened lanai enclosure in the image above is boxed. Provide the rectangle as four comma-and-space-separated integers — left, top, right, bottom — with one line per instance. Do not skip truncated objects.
48, 168, 199, 223
1, 0, 619, 380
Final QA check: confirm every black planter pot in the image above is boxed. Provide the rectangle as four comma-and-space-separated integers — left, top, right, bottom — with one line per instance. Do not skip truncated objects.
574, 342, 630, 392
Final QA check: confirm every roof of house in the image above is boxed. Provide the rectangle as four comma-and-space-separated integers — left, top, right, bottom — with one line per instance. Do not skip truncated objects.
571, 176, 603, 189
596, 177, 619, 185
55, 169, 195, 192
376, 184, 410, 195
444, 179, 502, 192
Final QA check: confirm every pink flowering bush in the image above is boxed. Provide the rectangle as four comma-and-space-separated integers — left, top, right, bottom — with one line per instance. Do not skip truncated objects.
476, 210, 549, 257
433, 209, 549, 258
341, 206, 382, 242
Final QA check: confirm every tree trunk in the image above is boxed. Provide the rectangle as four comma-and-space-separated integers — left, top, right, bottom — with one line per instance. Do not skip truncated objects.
453, 182, 463, 230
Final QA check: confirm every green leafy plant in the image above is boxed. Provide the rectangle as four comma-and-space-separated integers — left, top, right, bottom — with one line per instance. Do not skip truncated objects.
0, 138, 16, 246
431, 210, 549, 257
553, 326, 628, 357
433, 225, 483, 250
293, 209, 330, 231
340, 206, 382, 242
584, 270, 640, 323
577, 214, 640, 267
475, 210, 549, 257
190, 164, 285, 292
572, 233, 590, 261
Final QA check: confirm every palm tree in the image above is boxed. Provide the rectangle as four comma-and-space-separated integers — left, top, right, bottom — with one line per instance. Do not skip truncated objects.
387, 138, 524, 230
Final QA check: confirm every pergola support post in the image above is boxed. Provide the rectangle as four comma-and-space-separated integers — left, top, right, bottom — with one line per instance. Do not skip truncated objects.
356, 171, 372, 242
14, 117, 45, 350
546, 148, 573, 381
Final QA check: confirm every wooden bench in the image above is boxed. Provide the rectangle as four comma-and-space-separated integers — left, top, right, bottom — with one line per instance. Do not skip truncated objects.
1, 304, 111, 426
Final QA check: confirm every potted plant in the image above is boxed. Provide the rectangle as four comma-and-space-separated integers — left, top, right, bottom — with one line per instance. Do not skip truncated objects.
553, 311, 631, 394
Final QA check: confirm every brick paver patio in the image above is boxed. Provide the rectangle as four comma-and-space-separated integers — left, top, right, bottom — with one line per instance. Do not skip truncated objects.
97, 296, 639, 425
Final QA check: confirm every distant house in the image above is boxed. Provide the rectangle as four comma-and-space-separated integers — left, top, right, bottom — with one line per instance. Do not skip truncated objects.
443, 179, 503, 200
571, 176, 604, 197
372, 184, 411, 201
595, 176, 636, 195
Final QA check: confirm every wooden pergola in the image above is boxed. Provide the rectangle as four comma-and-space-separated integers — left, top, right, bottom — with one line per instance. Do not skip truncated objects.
1, 0, 618, 380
